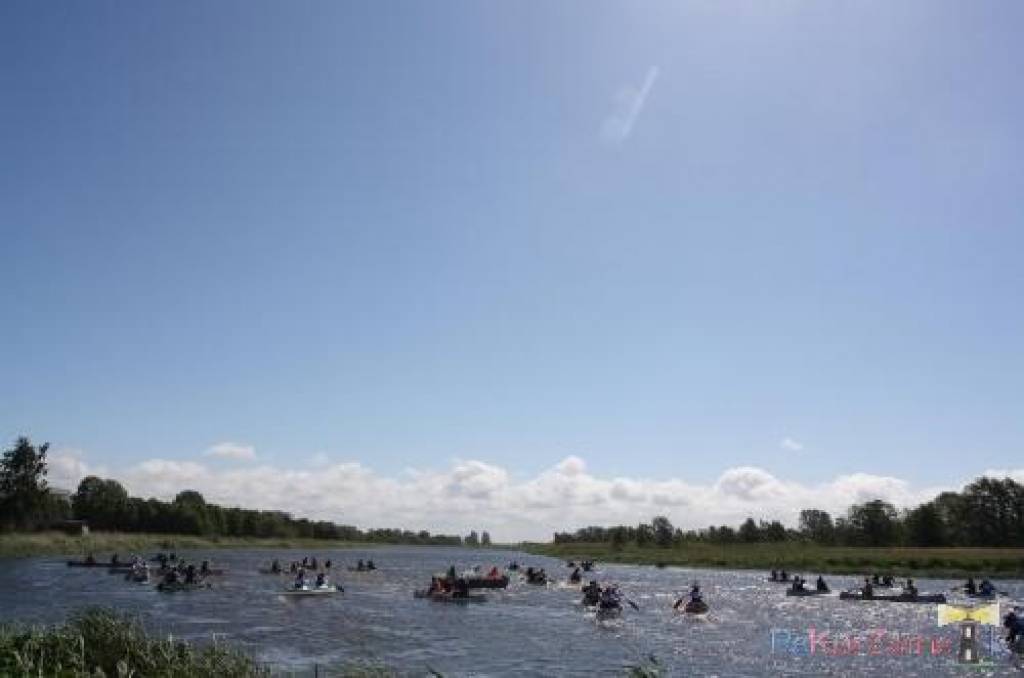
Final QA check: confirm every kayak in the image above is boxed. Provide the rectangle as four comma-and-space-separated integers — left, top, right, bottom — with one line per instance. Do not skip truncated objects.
466, 575, 509, 589
413, 590, 486, 603
280, 586, 340, 596
683, 600, 709, 614
786, 589, 830, 597
839, 592, 946, 603
156, 581, 210, 592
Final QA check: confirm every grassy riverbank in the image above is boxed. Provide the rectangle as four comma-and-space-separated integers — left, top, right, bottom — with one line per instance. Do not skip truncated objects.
525, 542, 1024, 578
0, 531, 382, 559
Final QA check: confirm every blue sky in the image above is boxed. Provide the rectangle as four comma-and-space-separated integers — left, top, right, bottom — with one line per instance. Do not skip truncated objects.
2, 2, 1022, 538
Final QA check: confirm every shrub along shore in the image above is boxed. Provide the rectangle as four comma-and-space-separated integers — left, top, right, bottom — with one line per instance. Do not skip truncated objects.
525, 542, 1024, 578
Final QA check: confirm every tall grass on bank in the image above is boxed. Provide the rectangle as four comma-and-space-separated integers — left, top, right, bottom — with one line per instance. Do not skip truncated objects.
0, 608, 265, 677
0, 531, 383, 559
526, 542, 1024, 578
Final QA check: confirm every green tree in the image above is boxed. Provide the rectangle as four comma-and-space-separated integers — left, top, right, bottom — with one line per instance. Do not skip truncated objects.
738, 517, 760, 542
0, 437, 52, 531
798, 509, 835, 544
651, 515, 674, 547
904, 502, 947, 546
73, 476, 129, 530
847, 499, 900, 547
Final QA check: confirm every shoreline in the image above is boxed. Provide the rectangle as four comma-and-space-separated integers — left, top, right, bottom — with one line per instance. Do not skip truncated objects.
522, 542, 1024, 579
0, 531, 393, 559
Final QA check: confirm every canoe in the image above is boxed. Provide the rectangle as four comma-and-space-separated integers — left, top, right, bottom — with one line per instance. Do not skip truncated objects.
465, 575, 509, 589
839, 592, 946, 603
156, 582, 210, 592
280, 586, 340, 596
413, 590, 486, 603
683, 600, 709, 614
786, 589, 830, 597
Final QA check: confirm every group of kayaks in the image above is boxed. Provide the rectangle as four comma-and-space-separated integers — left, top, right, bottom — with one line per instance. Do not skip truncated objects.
769, 569, 1013, 605
67, 552, 222, 592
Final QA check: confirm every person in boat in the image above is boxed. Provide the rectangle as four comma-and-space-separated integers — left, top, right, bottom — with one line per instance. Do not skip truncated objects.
85, 553, 96, 565
1005, 609, 1023, 645
965, 576, 977, 595
861, 577, 874, 599
315, 572, 327, 588
163, 568, 179, 585
356, 559, 365, 572
452, 577, 470, 599
599, 586, 621, 610
979, 579, 995, 596
674, 583, 703, 609
770, 569, 778, 581
294, 568, 307, 590
582, 580, 601, 606
884, 574, 895, 587
487, 566, 500, 578
289, 561, 298, 573
111, 553, 120, 566
325, 559, 332, 570
791, 576, 806, 592
271, 559, 281, 574
779, 569, 788, 581
200, 560, 211, 576
815, 575, 829, 592
569, 567, 582, 584
871, 573, 881, 585
367, 560, 376, 570
311, 557, 319, 569
184, 564, 198, 585
508, 561, 519, 571
903, 578, 918, 597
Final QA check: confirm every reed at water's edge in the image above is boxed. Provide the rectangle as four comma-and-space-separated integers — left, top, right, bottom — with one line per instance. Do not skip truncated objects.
524, 542, 1024, 578
0, 608, 266, 677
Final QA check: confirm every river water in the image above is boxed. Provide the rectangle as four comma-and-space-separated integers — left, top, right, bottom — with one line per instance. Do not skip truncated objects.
0, 546, 1021, 676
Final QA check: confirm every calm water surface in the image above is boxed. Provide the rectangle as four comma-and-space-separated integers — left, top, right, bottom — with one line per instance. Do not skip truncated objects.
0, 546, 1021, 676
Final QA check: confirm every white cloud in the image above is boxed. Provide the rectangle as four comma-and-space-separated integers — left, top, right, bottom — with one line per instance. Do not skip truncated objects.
46, 450, 957, 542
780, 437, 804, 452
204, 442, 255, 461
601, 66, 659, 145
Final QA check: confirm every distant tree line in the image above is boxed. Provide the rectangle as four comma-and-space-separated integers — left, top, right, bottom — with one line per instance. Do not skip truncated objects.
553, 477, 1024, 548
0, 437, 482, 546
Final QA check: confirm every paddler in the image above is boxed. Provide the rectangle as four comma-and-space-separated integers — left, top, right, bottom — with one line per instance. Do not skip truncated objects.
315, 572, 327, 588
980, 579, 995, 596
582, 580, 601, 606
294, 568, 306, 590
367, 560, 376, 570
815, 575, 829, 592
770, 569, 778, 581
569, 567, 582, 584
903, 578, 918, 597
674, 582, 702, 609
791, 576, 805, 592
965, 576, 977, 595
271, 559, 281, 574
861, 577, 874, 599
